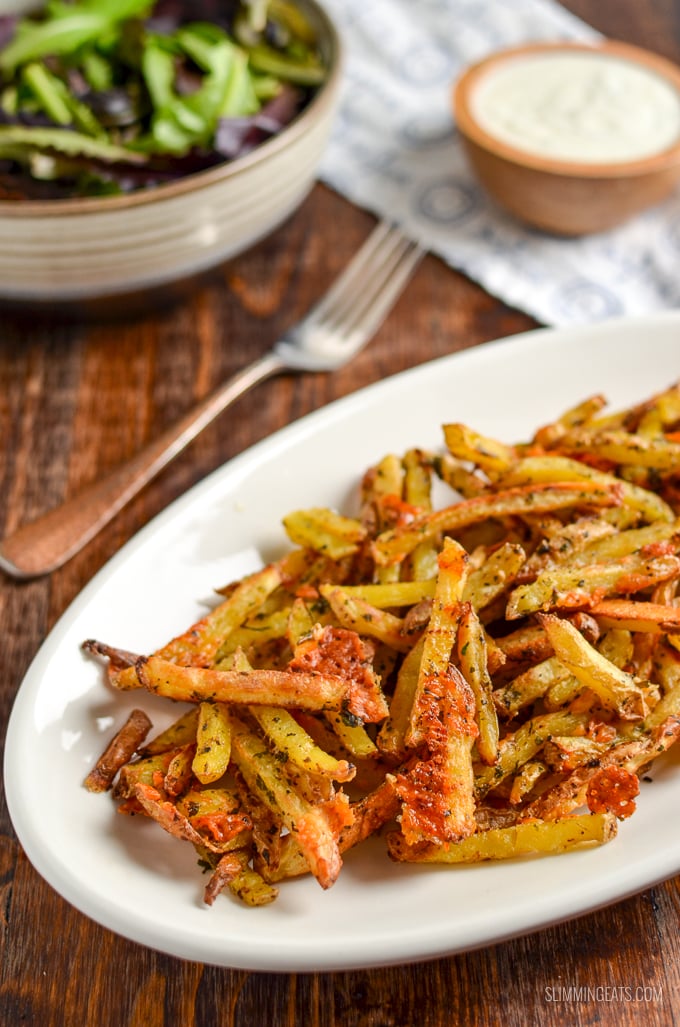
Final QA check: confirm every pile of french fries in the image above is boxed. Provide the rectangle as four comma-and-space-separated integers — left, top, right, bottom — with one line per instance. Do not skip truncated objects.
84, 381, 680, 907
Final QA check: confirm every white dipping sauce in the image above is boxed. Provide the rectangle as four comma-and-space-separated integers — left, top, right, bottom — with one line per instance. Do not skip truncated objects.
470, 51, 680, 164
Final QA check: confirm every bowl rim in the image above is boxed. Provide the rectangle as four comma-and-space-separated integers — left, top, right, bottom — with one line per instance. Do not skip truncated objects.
453, 39, 680, 179
0, 0, 342, 218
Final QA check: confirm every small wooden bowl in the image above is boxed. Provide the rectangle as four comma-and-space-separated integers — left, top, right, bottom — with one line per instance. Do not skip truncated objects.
453, 40, 680, 235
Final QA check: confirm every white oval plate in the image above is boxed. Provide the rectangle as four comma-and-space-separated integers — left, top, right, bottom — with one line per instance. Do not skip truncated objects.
6, 313, 680, 972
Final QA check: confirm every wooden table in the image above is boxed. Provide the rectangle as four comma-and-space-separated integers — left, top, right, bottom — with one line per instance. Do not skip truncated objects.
2, 2, 679, 1024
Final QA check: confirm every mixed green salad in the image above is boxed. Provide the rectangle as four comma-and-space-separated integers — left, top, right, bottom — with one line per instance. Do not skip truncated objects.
0, 0, 328, 199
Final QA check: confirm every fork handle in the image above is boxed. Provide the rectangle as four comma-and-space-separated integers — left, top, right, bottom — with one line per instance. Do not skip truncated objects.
0, 350, 287, 580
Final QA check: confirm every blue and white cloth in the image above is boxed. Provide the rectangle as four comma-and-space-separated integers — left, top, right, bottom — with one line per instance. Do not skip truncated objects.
319, 0, 680, 325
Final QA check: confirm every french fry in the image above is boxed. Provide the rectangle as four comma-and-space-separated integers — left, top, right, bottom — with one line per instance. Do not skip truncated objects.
139, 707, 200, 756
282, 507, 367, 559
113, 749, 177, 799
506, 552, 680, 619
176, 786, 252, 849
431, 451, 490, 498
495, 454, 674, 524
319, 585, 416, 652
360, 453, 405, 518
531, 393, 608, 448
204, 849, 279, 907
443, 422, 516, 475
215, 607, 291, 661
544, 674, 586, 711
133, 782, 248, 854
164, 743, 196, 797
83, 708, 152, 792
403, 448, 433, 509
538, 613, 648, 720
493, 657, 576, 719
135, 654, 349, 715
323, 711, 379, 758
402, 449, 439, 582
457, 603, 498, 765
377, 638, 425, 759
517, 517, 616, 581
387, 812, 617, 863
464, 542, 526, 613
597, 627, 634, 669
264, 776, 401, 883
322, 580, 435, 609
588, 599, 680, 633
288, 623, 389, 723
558, 428, 680, 473
250, 705, 356, 782
542, 735, 612, 772
508, 761, 547, 805
372, 482, 624, 567
407, 538, 470, 747
192, 701, 232, 785
492, 622, 555, 669
643, 677, 680, 730
396, 665, 478, 845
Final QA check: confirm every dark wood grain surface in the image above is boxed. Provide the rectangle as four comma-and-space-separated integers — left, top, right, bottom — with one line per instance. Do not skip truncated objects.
2, 3, 679, 1025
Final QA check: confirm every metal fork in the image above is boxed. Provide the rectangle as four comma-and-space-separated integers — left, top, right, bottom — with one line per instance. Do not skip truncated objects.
0, 221, 424, 580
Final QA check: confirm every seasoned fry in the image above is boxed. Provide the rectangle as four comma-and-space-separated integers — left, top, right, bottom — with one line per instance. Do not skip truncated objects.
589, 599, 680, 633
457, 603, 498, 764
558, 428, 680, 472
496, 454, 674, 524
250, 705, 356, 782
377, 638, 424, 759
464, 542, 526, 613
396, 665, 478, 845
84, 381, 680, 908
113, 749, 176, 799
508, 760, 548, 805
135, 654, 350, 715
164, 743, 196, 797
538, 614, 648, 719
493, 657, 576, 719
176, 786, 253, 848
320, 580, 435, 609
408, 538, 470, 747
192, 702, 232, 785
443, 422, 516, 475
133, 782, 249, 854
282, 507, 367, 559
532, 393, 608, 448
320, 586, 416, 652
372, 482, 623, 567
387, 812, 617, 863
264, 776, 401, 883
205, 849, 279, 907
139, 708, 200, 756
431, 451, 490, 498
83, 708, 152, 792
506, 552, 680, 619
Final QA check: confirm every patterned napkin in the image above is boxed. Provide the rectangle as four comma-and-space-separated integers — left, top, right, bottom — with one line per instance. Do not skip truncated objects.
318, 0, 680, 326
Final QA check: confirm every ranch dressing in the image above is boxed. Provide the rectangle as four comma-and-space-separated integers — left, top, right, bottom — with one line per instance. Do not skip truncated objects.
470, 51, 680, 164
